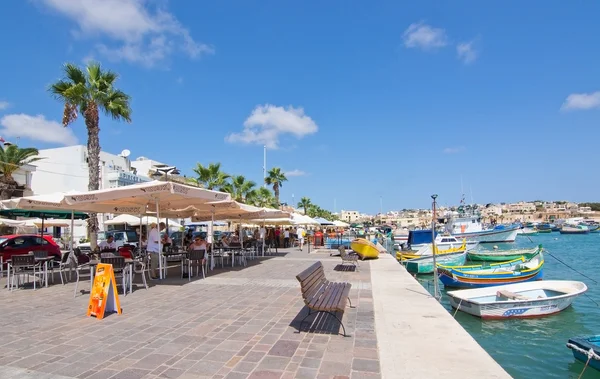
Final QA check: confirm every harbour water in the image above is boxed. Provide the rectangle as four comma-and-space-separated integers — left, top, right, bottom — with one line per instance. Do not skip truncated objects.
416, 233, 600, 379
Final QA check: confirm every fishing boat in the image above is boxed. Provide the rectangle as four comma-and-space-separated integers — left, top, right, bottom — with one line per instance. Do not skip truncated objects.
447, 280, 587, 319
405, 251, 467, 274
350, 238, 384, 259
437, 252, 544, 288
517, 227, 538, 236
537, 223, 554, 231
537, 229, 552, 234
442, 200, 519, 243
560, 224, 589, 234
567, 336, 600, 371
467, 245, 543, 262
410, 234, 479, 251
397, 240, 467, 260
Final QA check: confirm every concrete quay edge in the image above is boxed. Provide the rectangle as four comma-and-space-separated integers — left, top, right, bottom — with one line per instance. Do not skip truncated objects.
371, 252, 512, 379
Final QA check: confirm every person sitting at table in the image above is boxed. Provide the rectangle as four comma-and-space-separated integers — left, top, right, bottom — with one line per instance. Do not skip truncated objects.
99, 235, 116, 250
230, 231, 240, 244
140, 235, 148, 249
220, 235, 230, 248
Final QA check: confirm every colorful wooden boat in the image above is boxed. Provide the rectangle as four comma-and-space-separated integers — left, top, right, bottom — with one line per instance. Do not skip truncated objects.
405, 251, 467, 274
396, 240, 467, 261
517, 227, 538, 236
560, 224, 589, 234
350, 238, 384, 260
447, 280, 587, 319
437, 252, 544, 288
567, 335, 600, 371
467, 245, 542, 262
537, 229, 552, 233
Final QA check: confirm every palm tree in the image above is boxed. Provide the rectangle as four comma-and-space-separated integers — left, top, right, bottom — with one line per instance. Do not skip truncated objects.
50, 62, 131, 249
297, 197, 312, 215
0, 145, 43, 199
264, 167, 287, 205
221, 175, 256, 202
247, 187, 278, 208
192, 162, 230, 190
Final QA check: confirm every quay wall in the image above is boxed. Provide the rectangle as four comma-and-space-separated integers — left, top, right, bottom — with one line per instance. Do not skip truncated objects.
370, 253, 511, 378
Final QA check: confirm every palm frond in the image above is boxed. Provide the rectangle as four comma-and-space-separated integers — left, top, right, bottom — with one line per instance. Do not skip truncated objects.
64, 63, 86, 85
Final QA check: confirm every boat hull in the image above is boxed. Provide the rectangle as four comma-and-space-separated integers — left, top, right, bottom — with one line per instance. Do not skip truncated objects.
405, 251, 466, 274
447, 280, 586, 319
410, 240, 478, 251
439, 269, 543, 289
453, 227, 519, 243
350, 238, 381, 260
568, 336, 600, 371
467, 246, 542, 262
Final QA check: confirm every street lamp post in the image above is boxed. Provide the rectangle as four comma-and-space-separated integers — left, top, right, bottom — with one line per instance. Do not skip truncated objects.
431, 194, 440, 301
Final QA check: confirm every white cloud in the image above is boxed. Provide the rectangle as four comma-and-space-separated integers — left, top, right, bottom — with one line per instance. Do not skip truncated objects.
457, 41, 477, 64
0, 101, 10, 110
443, 146, 465, 154
561, 91, 600, 111
39, 0, 214, 67
0, 114, 78, 145
403, 22, 448, 50
226, 104, 318, 149
285, 169, 307, 177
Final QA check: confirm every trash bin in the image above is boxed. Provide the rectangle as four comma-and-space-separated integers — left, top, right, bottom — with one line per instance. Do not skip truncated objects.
314, 231, 323, 247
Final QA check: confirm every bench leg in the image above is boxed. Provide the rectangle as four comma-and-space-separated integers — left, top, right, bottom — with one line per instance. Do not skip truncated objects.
324, 311, 349, 337
298, 309, 350, 337
347, 297, 354, 308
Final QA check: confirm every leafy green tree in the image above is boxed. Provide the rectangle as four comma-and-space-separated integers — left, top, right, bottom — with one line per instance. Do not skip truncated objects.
0, 145, 43, 199
50, 62, 131, 249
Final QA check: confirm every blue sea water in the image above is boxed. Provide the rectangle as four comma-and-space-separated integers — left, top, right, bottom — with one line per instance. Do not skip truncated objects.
417, 233, 600, 379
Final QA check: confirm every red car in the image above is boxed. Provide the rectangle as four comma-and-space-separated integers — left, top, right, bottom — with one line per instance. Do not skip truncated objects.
0, 234, 62, 263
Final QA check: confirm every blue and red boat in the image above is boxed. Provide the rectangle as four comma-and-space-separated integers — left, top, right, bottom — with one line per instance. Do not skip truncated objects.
567, 335, 600, 371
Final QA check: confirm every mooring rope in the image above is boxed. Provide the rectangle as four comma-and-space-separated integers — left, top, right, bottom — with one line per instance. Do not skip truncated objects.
544, 248, 598, 284
567, 343, 600, 379
453, 298, 463, 318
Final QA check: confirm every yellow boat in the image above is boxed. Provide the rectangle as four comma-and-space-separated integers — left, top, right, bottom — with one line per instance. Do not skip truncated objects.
350, 238, 384, 260
396, 240, 467, 261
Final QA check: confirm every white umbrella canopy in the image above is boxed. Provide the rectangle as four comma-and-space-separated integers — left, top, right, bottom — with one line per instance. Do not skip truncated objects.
25, 218, 85, 227
63, 181, 231, 214
333, 220, 350, 227
0, 218, 26, 227
190, 203, 289, 222
291, 213, 321, 226
0, 190, 81, 210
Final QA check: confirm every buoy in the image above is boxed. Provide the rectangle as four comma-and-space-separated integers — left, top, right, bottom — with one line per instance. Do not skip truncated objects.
554, 238, 558, 240
493, 245, 499, 250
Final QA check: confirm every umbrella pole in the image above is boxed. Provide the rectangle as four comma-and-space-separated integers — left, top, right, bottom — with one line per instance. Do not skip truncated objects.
139, 212, 143, 251
238, 215, 242, 249
157, 200, 163, 280
41, 214, 45, 239
262, 219, 265, 257
70, 210, 74, 253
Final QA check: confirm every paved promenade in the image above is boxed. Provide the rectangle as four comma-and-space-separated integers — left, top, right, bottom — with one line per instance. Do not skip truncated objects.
0, 248, 379, 379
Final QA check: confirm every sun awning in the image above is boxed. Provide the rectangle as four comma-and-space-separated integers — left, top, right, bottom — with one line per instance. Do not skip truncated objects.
0, 209, 89, 219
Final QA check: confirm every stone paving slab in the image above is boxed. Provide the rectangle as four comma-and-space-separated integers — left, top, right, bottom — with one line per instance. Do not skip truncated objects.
0, 248, 379, 379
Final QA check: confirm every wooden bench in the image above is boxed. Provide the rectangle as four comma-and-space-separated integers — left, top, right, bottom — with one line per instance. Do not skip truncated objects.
337, 246, 359, 270
296, 261, 353, 337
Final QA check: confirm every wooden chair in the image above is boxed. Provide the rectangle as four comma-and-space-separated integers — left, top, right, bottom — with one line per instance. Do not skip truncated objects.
338, 246, 359, 270
295, 261, 353, 337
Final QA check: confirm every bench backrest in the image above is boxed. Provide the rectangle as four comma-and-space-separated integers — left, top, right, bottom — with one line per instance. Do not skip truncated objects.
338, 246, 347, 258
296, 261, 327, 303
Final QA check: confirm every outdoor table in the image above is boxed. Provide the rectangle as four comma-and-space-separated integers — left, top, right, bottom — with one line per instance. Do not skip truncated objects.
6, 256, 54, 289
216, 247, 248, 268
89, 258, 134, 294
161, 250, 190, 278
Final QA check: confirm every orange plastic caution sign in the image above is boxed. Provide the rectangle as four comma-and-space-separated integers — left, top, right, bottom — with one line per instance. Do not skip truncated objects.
87, 263, 122, 319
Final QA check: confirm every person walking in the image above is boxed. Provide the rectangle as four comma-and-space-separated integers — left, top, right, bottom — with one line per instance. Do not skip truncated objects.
296, 226, 305, 251
284, 228, 290, 248
147, 222, 160, 279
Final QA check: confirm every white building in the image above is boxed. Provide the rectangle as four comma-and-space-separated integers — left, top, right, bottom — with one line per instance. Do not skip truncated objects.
30, 145, 174, 240
11, 163, 36, 197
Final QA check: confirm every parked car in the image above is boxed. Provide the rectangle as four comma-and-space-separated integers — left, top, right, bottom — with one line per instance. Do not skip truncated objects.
0, 234, 62, 263
78, 230, 139, 253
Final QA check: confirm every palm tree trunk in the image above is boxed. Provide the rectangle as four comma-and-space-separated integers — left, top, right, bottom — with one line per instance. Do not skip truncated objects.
85, 102, 100, 250
0, 176, 16, 200
273, 184, 280, 206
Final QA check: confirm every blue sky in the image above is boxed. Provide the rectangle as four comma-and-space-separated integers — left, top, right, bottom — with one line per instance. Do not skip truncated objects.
1, 1, 599, 213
